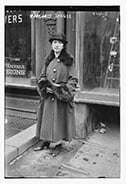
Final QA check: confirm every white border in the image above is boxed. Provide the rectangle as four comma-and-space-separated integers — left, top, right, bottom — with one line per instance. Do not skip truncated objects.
1, 1, 126, 184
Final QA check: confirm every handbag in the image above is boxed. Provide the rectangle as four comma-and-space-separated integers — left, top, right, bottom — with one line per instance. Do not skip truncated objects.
53, 84, 73, 102
38, 78, 73, 102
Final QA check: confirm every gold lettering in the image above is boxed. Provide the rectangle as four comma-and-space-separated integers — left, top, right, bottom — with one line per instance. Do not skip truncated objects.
8, 15, 12, 23
6, 69, 25, 75
13, 15, 17, 23
18, 14, 22, 23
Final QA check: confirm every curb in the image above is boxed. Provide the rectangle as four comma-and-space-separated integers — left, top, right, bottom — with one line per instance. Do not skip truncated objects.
5, 124, 38, 163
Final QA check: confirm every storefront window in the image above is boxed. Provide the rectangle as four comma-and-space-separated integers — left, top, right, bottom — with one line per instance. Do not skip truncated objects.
78, 12, 120, 94
5, 10, 31, 84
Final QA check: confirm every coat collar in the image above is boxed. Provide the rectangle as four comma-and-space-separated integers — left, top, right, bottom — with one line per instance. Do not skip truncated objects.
45, 49, 73, 67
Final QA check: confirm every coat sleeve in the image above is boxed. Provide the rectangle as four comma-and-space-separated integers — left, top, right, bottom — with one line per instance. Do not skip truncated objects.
38, 64, 47, 82
37, 64, 49, 98
66, 62, 78, 96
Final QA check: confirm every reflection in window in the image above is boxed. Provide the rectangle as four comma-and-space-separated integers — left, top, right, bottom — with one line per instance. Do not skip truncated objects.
5, 10, 31, 79
82, 12, 120, 91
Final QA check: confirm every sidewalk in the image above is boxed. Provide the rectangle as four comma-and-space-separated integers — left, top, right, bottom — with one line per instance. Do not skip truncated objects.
5, 122, 120, 178
5, 124, 38, 164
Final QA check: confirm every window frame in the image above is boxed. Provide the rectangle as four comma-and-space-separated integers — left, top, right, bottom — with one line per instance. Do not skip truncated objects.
75, 12, 120, 106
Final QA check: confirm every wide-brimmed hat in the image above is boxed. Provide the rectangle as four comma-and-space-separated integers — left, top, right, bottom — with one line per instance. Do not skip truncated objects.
49, 32, 68, 44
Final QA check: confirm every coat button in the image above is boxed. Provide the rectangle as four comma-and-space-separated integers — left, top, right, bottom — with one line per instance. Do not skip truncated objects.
53, 68, 56, 73
57, 59, 60, 63
52, 78, 55, 82
52, 98, 55, 101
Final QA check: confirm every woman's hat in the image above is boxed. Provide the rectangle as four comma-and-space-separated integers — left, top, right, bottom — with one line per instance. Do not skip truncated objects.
49, 32, 68, 44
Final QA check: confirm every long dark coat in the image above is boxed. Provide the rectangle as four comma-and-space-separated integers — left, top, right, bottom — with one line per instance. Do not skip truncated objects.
36, 49, 78, 142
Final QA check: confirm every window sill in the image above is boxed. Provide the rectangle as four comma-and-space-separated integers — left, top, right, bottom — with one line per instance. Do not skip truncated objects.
5, 77, 37, 90
74, 88, 119, 106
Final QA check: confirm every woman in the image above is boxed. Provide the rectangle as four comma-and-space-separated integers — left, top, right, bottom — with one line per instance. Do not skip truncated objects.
34, 32, 78, 157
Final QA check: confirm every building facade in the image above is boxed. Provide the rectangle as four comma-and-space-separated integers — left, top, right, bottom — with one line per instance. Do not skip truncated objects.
5, 7, 120, 138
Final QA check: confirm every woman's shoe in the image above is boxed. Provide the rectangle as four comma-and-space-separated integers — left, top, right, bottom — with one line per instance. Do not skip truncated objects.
34, 142, 50, 151
50, 144, 62, 157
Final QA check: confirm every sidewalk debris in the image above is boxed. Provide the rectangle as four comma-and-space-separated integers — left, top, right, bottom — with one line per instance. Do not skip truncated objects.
94, 122, 110, 134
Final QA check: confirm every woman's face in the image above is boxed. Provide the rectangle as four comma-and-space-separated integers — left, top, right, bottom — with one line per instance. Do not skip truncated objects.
51, 40, 64, 53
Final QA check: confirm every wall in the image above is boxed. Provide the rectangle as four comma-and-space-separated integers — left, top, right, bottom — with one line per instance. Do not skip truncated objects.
74, 102, 97, 139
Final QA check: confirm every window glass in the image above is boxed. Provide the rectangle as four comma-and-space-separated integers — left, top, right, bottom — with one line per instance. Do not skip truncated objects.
82, 12, 120, 93
5, 10, 31, 83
